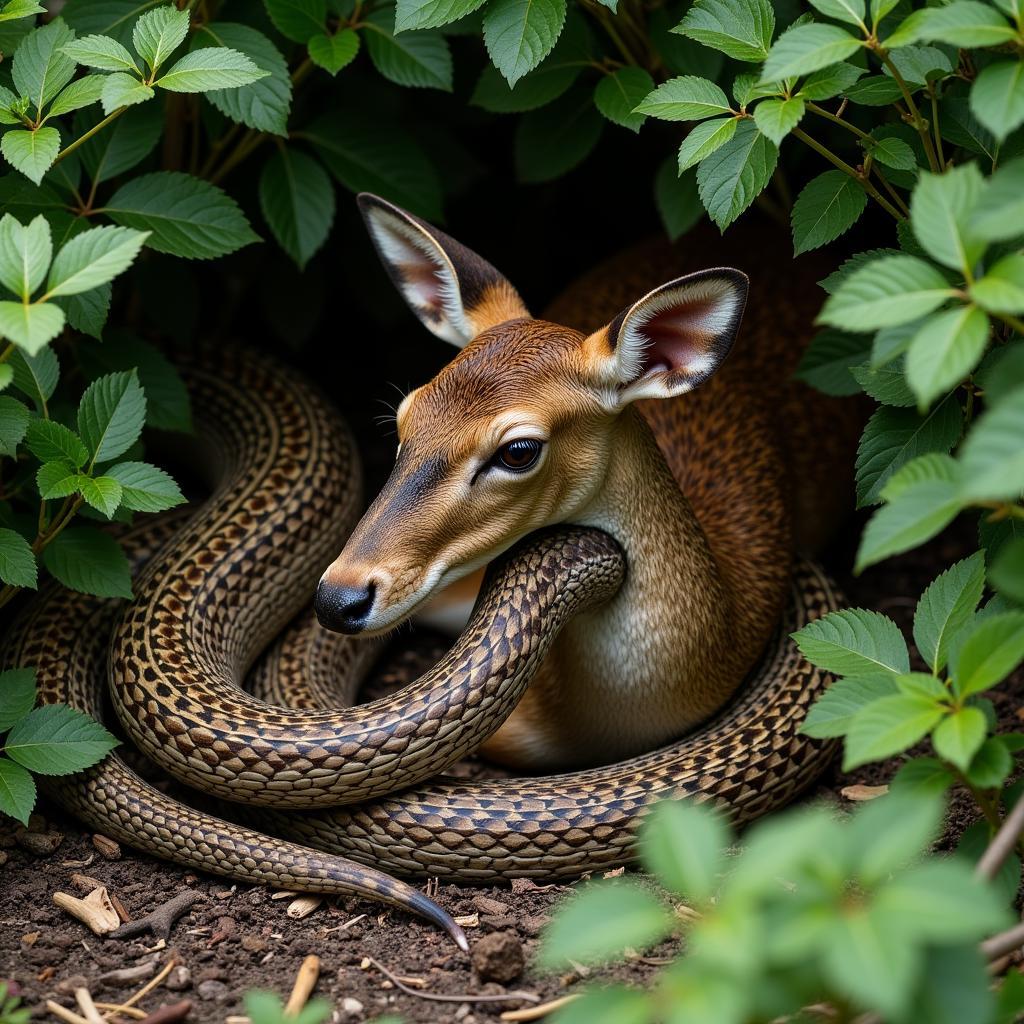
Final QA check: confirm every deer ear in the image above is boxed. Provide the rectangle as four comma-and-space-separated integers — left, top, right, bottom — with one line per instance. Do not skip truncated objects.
586, 268, 748, 406
358, 193, 529, 348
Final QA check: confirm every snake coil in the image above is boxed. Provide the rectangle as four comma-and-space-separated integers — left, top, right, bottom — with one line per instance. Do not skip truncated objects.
2, 348, 838, 943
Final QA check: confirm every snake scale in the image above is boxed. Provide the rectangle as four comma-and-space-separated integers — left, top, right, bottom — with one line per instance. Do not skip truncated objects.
2, 346, 838, 944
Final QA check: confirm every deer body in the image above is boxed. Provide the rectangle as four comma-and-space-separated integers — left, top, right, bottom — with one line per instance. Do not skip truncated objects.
316, 200, 857, 771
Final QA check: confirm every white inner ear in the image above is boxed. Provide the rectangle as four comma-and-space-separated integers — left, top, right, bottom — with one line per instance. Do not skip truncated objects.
618, 275, 744, 396
365, 208, 473, 347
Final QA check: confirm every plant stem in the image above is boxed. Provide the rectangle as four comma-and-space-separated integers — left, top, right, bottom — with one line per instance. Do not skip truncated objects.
995, 312, 1024, 335
976, 790, 1024, 881
806, 101, 870, 139
0, 342, 14, 364
878, 52, 940, 172
54, 108, 126, 166
928, 82, 946, 168
873, 167, 911, 216
791, 126, 904, 220
981, 921, 1024, 961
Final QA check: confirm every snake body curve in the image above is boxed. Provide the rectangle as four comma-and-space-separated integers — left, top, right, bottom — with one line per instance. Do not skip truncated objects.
3, 347, 838, 937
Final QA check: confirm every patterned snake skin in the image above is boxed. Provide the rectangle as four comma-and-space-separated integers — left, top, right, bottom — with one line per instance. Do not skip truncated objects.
1, 348, 838, 940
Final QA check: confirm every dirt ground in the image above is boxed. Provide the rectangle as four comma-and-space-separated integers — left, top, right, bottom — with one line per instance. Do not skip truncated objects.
1, 520, 1020, 1024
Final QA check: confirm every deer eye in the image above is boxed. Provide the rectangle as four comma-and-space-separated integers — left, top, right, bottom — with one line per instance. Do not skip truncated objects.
494, 438, 543, 473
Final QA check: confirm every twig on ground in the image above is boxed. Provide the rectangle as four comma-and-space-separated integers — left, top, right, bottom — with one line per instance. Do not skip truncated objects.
101, 957, 179, 1017
94, 1002, 146, 1019
45, 1001, 90, 1024
74, 990, 106, 1024
284, 956, 320, 1017
110, 892, 201, 941
138, 1001, 192, 1024
981, 920, 1024, 961
361, 957, 540, 1005
54, 888, 121, 936
976, 791, 1024, 881
499, 994, 582, 1021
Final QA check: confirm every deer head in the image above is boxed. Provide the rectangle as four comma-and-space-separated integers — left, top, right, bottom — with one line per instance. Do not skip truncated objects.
314, 195, 748, 635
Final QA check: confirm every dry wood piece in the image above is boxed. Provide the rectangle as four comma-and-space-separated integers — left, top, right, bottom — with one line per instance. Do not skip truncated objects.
74, 988, 106, 1024
500, 994, 582, 1021
840, 784, 889, 801
95, 1003, 147, 1020
70, 873, 105, 893
45, 1000, 89, 1024
110, 891, 201, 941
139, 1000, 193, 1024
286, 895, 323, 920
97, 963, 156, 988
92, 834, 122, 860
361, 957, 540, 1006
454, 912, 479, 929
53, 887, 121, 936
284, 955, 320, 1017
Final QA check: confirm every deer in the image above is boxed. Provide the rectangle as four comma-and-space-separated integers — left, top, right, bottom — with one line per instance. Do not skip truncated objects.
314, 194, 858, 771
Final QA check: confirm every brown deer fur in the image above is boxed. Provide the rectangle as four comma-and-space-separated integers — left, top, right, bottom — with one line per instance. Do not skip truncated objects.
320, 201, 859, 771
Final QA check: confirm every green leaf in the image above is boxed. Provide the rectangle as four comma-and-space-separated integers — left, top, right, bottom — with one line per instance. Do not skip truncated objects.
516, 85, 602, 182
77, 369, 145, 463
674, 0, 775, 63
259, 148, 335, 270
855, 396, 962, 506
9, 344, 58, 408
640, 800, 727, 902
932, 705, 986, 770
45, 225, 148, 298
395, 0, 486, 31
61, 34, 140, 74
655, 159, 702, 242
790, 169, 866, 255
970, 253, 1024, 315
594, 67, 653, 132
545, 987, 653, 1024
844, 692, 946, 768
132, 3, 189, 72
959, 386, 1024, 502
849, 790, 944, 884
801, 674, 897, 738
696, 118, 777, 230
972, 157, 1024, 244
752, 95, 804, 145
914, 552, 985, 673
264, 0, 327, 43
856, 478, 963, 571
307, 29, 359, 74
810, 0, 865, 26
991, 538, 1024, 605
0, 364, 10, 390
37, 458, 86, 499
890, 755, 956, 795
304, 109, 442, 220
801, 60, 863, 100
0, 0, 44, 21
12, 19, 76, 114
99, 71, 154, 114
48, 75, 108, 118
761, 24, 862, 83
886, 1, 1015, 49
0, 756, 35, 826
794, 328, 869, 396
676, 116, 737, 172
850, 359, 916, 407
910, 165, 985, 274
77, 474, 122, 518
819, 254, 954, 330
104, 171, 260, 260
0, 212, 50, 300
41, 524, 132, 597
156, 48, 269, 93
0, 526, 35, 588
482, 0, 565, 87
57, 283, 111, 341
539, 880, 671, 968
0, 299, 64, 355
76, 100, 164, 184
363, 14, 452, 90
0, 668, 36, 731
0, 394, 28, 455
949, 611, 1024, 697
844, 74, 903, 105
1, 127, 60, 186
5, 702, 118, 774
970, 61, 1024, 144
105, 461, 183, 512
964, 735, 1013, 789
192, 23, 291, 137
793, 607, 909, 677
24, 418, 88, 467
866, 135, 915, 170
905, 305, 989, 410
635, 75, 732, 121
885, 44, 953, 87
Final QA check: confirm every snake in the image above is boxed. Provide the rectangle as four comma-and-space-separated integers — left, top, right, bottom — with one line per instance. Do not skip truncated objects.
2, 347, 839, 945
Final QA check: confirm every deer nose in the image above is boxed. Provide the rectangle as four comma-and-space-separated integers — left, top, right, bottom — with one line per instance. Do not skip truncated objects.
315, 579, 377, 634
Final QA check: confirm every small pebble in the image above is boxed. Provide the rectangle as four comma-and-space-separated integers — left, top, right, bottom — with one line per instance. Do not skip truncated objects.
472, 895, 510, 916
471, 930, 525, 983
196, 967, 225, 983
92, 834, 121, 860
15, 830, 63, 857
165, 966, 192, 992
56, 975, 89, 996
521, 914, 549, 937
196, 979, 229, 1002
240, 934, 266, 953
341, 996, 364, 1017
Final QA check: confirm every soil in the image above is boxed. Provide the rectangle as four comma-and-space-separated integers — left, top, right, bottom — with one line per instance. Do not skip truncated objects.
1, 519, 1021, 1023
